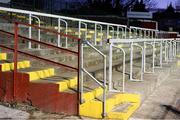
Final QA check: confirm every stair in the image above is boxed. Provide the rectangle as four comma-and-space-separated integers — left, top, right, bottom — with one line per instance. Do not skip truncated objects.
80, 93, 140, 120
0, 53, 7, 60
0, 51, 78, 115
0, 46, 141, 119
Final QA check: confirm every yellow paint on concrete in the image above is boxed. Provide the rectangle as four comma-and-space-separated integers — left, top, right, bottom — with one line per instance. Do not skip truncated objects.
80, 93, 141, 120
86, 35, 92, 39
57, 80, 69, 91
56, 77, 77, 92
1, 60, 31, 72
176, 55, 180, 58
27, 68, 55, 81
177, 61, 180, 66
89, 31, 95, 34
96, 38, 101, 42
0, 53, 7, 60
108, 35, 112, 39
98, 33, 103, 36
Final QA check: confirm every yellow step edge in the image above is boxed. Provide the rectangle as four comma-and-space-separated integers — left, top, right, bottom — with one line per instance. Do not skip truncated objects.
83, 87, 103, 103
98, 33, 103, 36
81, 28, 86, 31
17, 15, 26, 19
75, 32, 82, 35
27, 68, 55, 81
86, 35, 93, 39
1, 60, 31, 72
0, 53, 7, 60
80, 93, 141, 119
56, 77, 77, 92
108, 35, 112, 39
177, 60, 180, 66
176, 55, 180, 58
89, 31, 95, 34
96, 38, 102, 42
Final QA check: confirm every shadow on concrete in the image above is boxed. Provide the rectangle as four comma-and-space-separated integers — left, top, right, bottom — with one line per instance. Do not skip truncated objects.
161, 104, 180, 116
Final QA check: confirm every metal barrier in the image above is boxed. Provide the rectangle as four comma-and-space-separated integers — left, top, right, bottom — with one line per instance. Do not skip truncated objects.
109, 43, 126, 92
0, 7, 127, 47
108, 38, 177, 84
0, 22, 81, 113
80, 40, 107, 117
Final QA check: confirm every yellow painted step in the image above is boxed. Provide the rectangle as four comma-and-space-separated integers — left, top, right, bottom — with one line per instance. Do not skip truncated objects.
89, 31, 95, 34
96, 38, 102, 42
27, 68, 55, 81
56, 77, 77, 91
98, 33, 103, 36
75, 32, 82, 35
86, 35, 93, 39
83, 87, 103, 102
108, 35, 112, 39
80, 93, 140, 119
81, 28, 87, 31
0, 53, 7, 60
0, 60, 30, 72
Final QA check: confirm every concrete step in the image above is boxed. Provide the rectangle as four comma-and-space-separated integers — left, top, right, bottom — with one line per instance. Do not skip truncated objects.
0, 60, 30, 72
80, 93, 141, 120
0, 53, 7, 60
19, 67, 55, 81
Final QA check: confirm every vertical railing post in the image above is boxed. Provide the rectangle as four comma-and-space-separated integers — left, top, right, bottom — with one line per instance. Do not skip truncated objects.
94, 23, 97, 45
78, 21, 81, 39
124, 27, 127, 39
116, 26, 119, 39
80, 40, 84, 104
32, 15, 41, 49
58, 18, 61, 47
14, 22, 19, 99
106, 25, 109, 39
160, 40, 163, 67
130, 42, 133, 80
97, 24, 103, 46
77, 39, 81, 115
28, 13, 32, 49
143, 42, 146, 72
109, 43, 113, 91
102, 55, 107, 118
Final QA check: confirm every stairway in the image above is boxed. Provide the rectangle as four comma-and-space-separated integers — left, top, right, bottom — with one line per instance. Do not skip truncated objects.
0, 52, 78, 115
0, 51, 141, 119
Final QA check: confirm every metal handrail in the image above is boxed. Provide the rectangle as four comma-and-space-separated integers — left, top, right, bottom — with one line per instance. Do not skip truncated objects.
111, 45, 126, 92
31, 15, 41, 49
144, 42, 154, 73
130, 43, 144, 82
81, 40, 107, 117
0, 22, 81, 108
97, 24, 103, 45
58, 18, 68, 48
153, 41, 163, 68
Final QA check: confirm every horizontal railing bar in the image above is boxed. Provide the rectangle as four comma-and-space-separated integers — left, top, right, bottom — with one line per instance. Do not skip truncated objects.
109, 38, 176, 43
17, 22, 80, 41
0, 45, 78, 71
0, 7, 127, 28
0, 29, 78, 55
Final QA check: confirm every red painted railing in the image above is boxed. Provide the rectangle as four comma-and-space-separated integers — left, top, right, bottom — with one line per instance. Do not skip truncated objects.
0, 22, 81, 114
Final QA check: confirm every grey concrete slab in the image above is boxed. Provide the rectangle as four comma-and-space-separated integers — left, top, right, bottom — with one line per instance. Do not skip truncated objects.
0, 105, 29, 119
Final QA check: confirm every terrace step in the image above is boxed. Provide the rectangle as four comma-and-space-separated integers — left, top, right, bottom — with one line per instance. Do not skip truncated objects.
0, 60, 30, 72
0, 53, 7, 60
80, 93, 140, 120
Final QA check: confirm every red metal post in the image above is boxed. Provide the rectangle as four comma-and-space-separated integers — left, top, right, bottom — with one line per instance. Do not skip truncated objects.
13, 22, 19, 100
